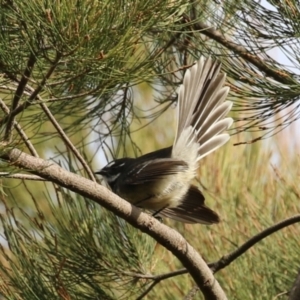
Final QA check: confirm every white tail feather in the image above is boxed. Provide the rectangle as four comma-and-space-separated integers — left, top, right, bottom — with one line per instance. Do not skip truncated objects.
198, 118, 233, 147
198, 134, 231, 160
172, 58, 233, 163
197, 101, 233, 143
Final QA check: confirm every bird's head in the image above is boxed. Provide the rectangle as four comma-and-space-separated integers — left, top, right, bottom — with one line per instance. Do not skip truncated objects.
95, 158, 132, 188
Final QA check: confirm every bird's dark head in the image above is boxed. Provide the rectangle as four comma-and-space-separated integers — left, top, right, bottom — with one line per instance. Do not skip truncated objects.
95, 158, 131, 187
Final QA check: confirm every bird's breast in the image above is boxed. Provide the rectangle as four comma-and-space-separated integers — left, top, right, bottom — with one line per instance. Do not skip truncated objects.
115, 172, 192, 211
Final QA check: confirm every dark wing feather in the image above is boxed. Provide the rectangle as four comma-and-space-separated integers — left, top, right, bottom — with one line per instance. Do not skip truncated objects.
124, 158, 188, 185
138, 147, 172, 161
158, 185, 220, 224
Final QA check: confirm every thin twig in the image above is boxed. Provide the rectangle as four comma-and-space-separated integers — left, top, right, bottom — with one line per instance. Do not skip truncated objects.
122, 268, 187, 280
46, 68, 91, 87
184, 14, 293, 85
4, 52, 37, 141
208, 215, 300, 273
39, 102, 96, 181
0, 85, 96, 105
0, 98, 39, 157
23, 81, 96, 181
184, 285, 199, 300
133, 269, 188, 299
0, 53, 61, 127
0, 173, 46, 181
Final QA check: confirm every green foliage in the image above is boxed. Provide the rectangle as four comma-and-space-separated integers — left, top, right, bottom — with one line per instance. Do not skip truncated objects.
0, 0, 187, 140
0, 187, 156, 299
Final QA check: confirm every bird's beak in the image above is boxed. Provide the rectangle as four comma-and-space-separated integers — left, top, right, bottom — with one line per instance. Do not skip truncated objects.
94, 169, 106, 176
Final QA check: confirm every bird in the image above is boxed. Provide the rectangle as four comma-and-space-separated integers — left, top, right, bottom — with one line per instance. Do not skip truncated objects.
96, 57, 233, 224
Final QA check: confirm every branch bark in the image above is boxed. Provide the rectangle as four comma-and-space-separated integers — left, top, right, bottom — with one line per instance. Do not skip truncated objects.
183, 14, 293, 85
3, 148, 227, 300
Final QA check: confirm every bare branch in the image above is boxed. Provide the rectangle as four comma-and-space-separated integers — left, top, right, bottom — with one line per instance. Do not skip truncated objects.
0, 173, 45, 181
2, 148, 227, 300
0, 85, 97, 106
0, 53, 61, 127
125, 269, 188, 299
183, 15, 293, 85
0, 98, 39, 157
4, 52, 36, 141
184, 285, 200, 300
39, 103, 96, 181
22, 82, 96, 182
208, 215, 300, 273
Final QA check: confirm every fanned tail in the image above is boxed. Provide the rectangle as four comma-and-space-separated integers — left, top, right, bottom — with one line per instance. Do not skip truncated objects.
173, 57, 233, 161
166, 57, 232, 224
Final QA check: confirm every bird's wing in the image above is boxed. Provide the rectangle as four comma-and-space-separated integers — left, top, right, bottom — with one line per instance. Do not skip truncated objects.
124, 158, 188, 185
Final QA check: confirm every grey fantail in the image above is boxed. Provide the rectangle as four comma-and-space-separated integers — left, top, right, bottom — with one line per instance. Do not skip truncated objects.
96, 57, 233, 224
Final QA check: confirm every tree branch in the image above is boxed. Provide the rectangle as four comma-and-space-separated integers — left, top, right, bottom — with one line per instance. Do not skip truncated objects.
0, 173, 45, 181
184, 285, 200, 300
0, 53, 61, 127
208, 215, 300, 273
123, 269, 187, 299
3, 148, 227, 300
0, 98, 39, 157
4, 52, 36, 141
25, 82, 96, 181
184, 14, 293, 85
39, 102, 96, 181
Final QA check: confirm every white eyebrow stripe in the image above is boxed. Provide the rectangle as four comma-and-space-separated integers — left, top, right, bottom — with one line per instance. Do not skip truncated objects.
107, 173, 120, 183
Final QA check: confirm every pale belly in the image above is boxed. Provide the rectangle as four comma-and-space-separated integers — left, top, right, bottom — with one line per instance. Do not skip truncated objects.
116, 176, 191, 211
